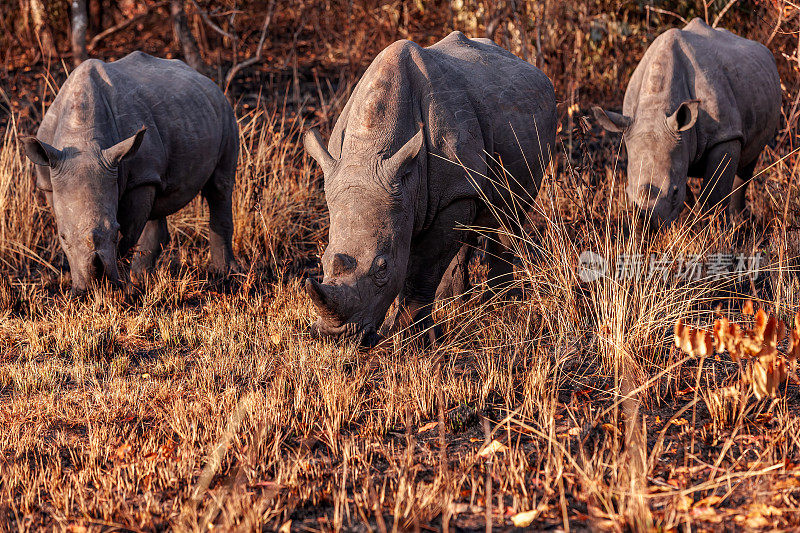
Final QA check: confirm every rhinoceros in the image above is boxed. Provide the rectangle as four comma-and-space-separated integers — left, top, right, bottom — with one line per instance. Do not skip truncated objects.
303, 31, 557, 345
593, 18, 781, 229
22, 51, 240, 293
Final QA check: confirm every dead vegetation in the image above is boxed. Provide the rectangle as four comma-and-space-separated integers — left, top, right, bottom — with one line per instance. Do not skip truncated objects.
3, 0, 800, 531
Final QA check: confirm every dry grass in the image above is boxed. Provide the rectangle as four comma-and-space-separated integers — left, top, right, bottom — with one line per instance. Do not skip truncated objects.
2, 99, 800, 531
4, 2, 800, 530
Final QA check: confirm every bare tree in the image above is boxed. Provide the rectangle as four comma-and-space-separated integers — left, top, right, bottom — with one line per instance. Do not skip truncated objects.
88, 2, 169, 52
29, 0, 57, 57
17, 0, 32, 44
170, 0, 205, 72
71, 0, 89, 66
224, 0, 277, 90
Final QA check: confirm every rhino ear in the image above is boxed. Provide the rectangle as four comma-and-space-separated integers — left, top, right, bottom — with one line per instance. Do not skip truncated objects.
592, 107, 633, 133
21, 137, 62, 167
667, 99, 701, 133
304, 128, 336, 175
103, 126, 146, 166
384, 129, 424, 177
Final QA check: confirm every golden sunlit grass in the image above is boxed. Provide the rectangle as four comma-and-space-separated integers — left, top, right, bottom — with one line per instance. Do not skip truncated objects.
2, 90, 800, 530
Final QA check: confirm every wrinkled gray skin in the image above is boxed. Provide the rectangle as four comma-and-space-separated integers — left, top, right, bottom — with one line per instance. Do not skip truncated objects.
22, 51, 240, 294
593, 19, 781, 229
304, 31, 556, 345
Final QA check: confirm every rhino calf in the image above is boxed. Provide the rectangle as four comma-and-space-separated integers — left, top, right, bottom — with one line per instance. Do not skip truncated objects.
304, 31, 557, 345
22, 51, 240, 293
593, 18, 781, 229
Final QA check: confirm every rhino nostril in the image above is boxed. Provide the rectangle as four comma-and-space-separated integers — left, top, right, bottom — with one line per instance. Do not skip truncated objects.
331, 253, 357, 276
89, 229, 106, 250
638, 184, 661, 204
90, 253, 106, 279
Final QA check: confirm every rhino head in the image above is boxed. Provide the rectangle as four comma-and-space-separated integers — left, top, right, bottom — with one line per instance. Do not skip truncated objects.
303, 128, 424, 346
593, 100, 700, 230
21, 127, 146, 294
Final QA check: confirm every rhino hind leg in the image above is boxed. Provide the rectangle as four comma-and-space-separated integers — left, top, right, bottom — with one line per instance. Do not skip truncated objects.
202, 166, 241, 274
130, 218, 169, 280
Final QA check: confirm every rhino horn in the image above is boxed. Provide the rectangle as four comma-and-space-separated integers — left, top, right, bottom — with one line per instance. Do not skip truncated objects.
305, 278, 345, 320
592, 107, 632, 133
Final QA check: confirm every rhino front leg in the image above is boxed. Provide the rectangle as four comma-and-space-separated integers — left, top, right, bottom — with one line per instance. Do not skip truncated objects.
202, 168, 241, 274
130, 218, 169, 281
730, 160, 756, 218
390, 200, 477, 342
118, 185, 156, 259
486, 231, 519, 296
698, 140, 741, 219
435, 241, 475, 302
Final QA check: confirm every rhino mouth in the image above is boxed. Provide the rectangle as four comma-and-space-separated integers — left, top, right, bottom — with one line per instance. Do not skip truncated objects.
635, 184, 685, 232
310, 319, 383, 348
305, 277, 385, 348
70, 251, 122, 296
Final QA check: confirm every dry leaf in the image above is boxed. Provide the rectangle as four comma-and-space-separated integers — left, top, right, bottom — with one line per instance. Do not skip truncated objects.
676, 494, 693, 512
742, 300, 754, 315
114, 443, 132, 460
693, 495, 723, 508
691, 505, 723, 522
511, 509, 540, 527
741, 502, 783, 529
790, 311, 800, 359
477, 439, 508, 459
713, 317, 729, 353
754, 308, 768, 339
773, 477, 800, 490
674, 319, 713, 357
450, 503, 483, 514
278, 520, 291, 533
418, 421, 438, 433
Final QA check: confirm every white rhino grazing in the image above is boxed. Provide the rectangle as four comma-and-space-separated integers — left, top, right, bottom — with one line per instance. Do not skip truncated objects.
22, 51, 240, 294
593, 18, 781, 229
304, 31, 557, 346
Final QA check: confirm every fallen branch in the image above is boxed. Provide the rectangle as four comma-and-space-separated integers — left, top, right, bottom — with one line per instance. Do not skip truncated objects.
224, 0, 276, 91
87, 1, 168, 51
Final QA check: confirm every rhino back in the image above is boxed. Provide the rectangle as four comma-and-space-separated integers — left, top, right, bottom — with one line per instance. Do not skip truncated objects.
624, 19, 780, 164
40, 52, 236, 201
329, 32, 555, 228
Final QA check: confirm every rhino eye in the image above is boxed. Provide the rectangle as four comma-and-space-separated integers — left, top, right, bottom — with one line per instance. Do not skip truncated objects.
372, 256, 389, 286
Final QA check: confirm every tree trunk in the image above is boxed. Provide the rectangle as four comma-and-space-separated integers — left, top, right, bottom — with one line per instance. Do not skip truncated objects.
170, 0, 205, 72
29, 0, 56, 57
17, 0, 32, 45
89, 0, 103, 34
71, 0, 89, 66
